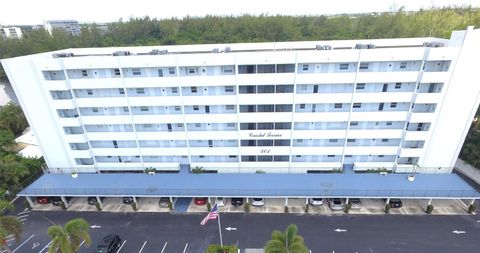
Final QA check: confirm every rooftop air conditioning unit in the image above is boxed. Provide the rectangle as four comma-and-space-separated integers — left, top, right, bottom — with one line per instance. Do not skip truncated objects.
212, 48, 221, 53
380, 172, 387, 176
52, 52, 74, 58
323, 45, 332, 50
159, 49, 168, 55
355, 44, 367, 49
224, 47, 231, 53
112, 51, 131, 56
149, 49, 168, 55
315, 45, 323, 50
367, 44, 376, 49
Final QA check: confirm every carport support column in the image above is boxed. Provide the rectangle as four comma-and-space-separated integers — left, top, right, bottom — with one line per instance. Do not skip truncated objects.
61, 196, 69, 208
96, 196, 103, 209
470, 199, 475, 205
25, 196, 34, 207
285, 198, 288, 206
345, 198, 349, 205
385, 198, 390, 205
427, 199, 432, 206
246, 197, 249, 203
133, 196, 137, 207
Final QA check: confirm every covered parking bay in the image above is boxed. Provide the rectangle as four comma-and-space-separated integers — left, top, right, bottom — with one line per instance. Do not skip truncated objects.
18, 172, 480, 212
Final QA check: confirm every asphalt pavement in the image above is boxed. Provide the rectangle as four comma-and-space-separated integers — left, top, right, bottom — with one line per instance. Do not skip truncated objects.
4, 205, 480, 253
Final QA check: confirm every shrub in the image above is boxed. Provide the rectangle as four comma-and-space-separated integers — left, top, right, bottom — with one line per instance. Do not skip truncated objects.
24, 200, 31, 210
384, 204, 391, 214
192, 166, 205, 174
131, 202, 138, 211
344, 203, 352, 214
167, 201, 173, 210
244, 202, 250, 213
284, 205, 289, 213
426, 204, 434, 214
304, 204, 309, 213
95, 202, 102, 211
468, 204, 476, 214
205, 244, 238, 253
207, 202, 211, 211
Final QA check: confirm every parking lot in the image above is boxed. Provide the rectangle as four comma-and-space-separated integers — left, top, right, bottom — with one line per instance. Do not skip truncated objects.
28, 196, 474, 215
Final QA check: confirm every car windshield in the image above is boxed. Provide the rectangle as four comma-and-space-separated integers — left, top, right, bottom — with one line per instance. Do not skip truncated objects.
312, 198, 322, 201
94, 245, 108, 253
333, 200, 341, 204
253, 198, 262, 201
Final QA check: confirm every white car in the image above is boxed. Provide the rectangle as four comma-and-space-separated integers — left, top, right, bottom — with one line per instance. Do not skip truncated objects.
329, 198, 345, 211
308, 198, 323, 206
215, 197, 225, 207
251, 198, 265, 207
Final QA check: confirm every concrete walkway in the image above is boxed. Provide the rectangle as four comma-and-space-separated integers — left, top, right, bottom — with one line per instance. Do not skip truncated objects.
455, 159, 480, 185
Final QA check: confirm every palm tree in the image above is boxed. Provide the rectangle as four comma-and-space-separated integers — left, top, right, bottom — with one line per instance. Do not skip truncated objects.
47, 218, 91, 253
265, 224, 309, 253
0, 201, 22, 253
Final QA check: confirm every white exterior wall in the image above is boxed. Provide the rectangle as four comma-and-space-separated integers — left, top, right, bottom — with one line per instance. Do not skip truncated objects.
0, 27, 23, 39
2, 29, 479, 174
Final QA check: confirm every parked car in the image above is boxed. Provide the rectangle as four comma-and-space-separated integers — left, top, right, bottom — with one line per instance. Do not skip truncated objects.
349, 198, 362, 209
94, 234, 122, 253
308, 198, 323, 206
51, 197, 71, 206
251, 198, 265, 207
215, 197, 225, 207
88, 197, 104, 205
159, 197, 171, 208
329, 198, 345, 211
122, 197, 134, 204
36, 197, 50, 204
194, 197, 208, 205
389, 199, 403, 208
231, 198, 244, 207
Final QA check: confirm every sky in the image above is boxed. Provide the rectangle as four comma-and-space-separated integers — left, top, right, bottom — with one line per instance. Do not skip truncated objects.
0, 0, 479, 25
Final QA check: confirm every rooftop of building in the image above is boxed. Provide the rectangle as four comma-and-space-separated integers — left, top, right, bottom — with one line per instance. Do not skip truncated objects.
18, 171, 480, 199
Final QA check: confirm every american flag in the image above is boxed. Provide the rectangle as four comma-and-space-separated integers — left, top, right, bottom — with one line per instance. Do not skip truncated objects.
200, 203, 219, 225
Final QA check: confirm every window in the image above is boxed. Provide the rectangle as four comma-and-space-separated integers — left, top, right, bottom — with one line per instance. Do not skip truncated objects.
275, 122, 291, 129
257, 123, 274, 130
257, 104, 274, 112
140, 106, 149, 112
119, 88, 125, 95
229, 155, 237, 158
226, 123, 236, 127
327, 155, 335, 157
382, 139, 388, 142
222, 66, 234, 73
339, 63, 349, 70
257, 85, 275, 93
276, 85, 294, 93
347, 139, 355, 143
349, 121, 358, 126
276, 64, 295, 73
353, 103, 362, 108
225, 105, 235, 110
225, 86, 234, 93
258, 140, 273, 146
395, 83, 402, 89
378, 155, 385, 158
193, 105, 199, 111
334, 103, 343, 109
191, 87, 197, 93
187, 67, 196, 74
239, 85, 256, 94
177, 123, 183, 128
114, 68, 121, 76
87, 89, 93, 95
171, 87, 178, 93
241, 123, 256, 130
257, 64, 275, 73
168, 67, 175, 75
356, 83, 365, 90
302, 64, 309, 71
241, 140, 256, 146
174, 106, 181, 111
195, 123, 201, 127
122, 107, 129, 112
92, 108, 98, 113
386, 121, 393, 126
400, 62, 407, 69
359, 62, 369, 70
136, 88, 145, 94
299, 104, 306, 109
157, 69, 164, 77
328, 139, 338, 143
132, 69, 142, 76
390, 102, 397, 108
81, 70, 88, 77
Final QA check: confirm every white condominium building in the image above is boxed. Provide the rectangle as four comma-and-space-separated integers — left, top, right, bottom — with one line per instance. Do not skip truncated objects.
2, 27, 479, 174
0, 27, 23, 39
45, 20, 81, 36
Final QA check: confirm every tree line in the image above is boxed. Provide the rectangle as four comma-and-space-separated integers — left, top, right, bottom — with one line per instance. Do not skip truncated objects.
0, 6, 479, 168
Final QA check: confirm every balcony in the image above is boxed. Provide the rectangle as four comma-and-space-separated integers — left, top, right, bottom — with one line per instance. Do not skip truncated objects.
82, 115, 132, 125
69, 78, 124, 89
76, 97, 128, 107
141, 147, 189, 156
291, 146, 343, 155
92, 148, 140, 156
294, 93, 352, 104
350, 111, 408, 122
347, 129, 403, 139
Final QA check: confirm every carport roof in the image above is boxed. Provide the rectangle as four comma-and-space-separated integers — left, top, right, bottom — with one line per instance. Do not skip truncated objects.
18, 172, 480, 199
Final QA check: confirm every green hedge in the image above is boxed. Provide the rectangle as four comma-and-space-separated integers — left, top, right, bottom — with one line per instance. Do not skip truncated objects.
205, 244, 238, 253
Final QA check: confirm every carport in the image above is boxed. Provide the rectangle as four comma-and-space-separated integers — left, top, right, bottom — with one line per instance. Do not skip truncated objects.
18, 172, 480, 212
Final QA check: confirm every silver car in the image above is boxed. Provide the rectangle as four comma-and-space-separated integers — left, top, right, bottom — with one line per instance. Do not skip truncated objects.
329, 198, 345, 211
349, 198, 362, 209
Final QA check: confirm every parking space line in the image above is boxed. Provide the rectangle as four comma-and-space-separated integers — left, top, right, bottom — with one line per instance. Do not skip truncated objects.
77, 240, 86, 250
161, 242, 168, 253
443, 207, 451, 214
116, 240, 126, 253
17, 215, 29, 219
402, 207, 409, 214
80, 205, 88, 212
138, 241, 147, 253
116, 205, 123, 212
38, 240, 53, 253
183, 243, 189, 253
322, 205, 327, 214
457, 199, 468, 209
17, 211, 31, 216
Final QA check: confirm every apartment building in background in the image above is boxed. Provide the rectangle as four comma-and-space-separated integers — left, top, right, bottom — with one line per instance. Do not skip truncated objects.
2, 27, 479, 175
0, 26, 23, 39
45, 20, 81, 36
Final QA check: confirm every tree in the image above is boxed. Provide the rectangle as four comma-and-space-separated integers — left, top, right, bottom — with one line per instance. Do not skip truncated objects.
47, 218, 91, 253
0, 201, 23, 253
264, 224, 309, 253
0, 129, 14, 152
0, 103, 28, 136
0, 154, 29, 194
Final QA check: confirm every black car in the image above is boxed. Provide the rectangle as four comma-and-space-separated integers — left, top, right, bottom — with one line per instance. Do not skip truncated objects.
389, 199, 403, 208
231, 198, 244, 207
51, 197, 71, 206
122, 197, 134, 204
94, 234, 122, 253
88, 197, 104, 205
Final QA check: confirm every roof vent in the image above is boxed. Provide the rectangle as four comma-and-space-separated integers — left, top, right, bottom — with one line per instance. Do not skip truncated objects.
52, 52, 74, 58
367, 44, 376, 49
323, 45, 332, 50
423, 42, 444, 48
112, 51, 131, 56
212, 48, 221, 53
149, 49, 168, 55
224, 47, 231, 53
355, 44, 367, 49
315, 45, 323, 50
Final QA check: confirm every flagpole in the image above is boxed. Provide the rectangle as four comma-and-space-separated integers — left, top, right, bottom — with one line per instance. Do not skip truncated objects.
217, 208, 224, 247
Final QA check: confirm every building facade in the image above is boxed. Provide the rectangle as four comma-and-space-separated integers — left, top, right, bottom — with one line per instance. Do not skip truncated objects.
2, 27, 480, 174
45, 20, 81, 36
0, 27, 23, 39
